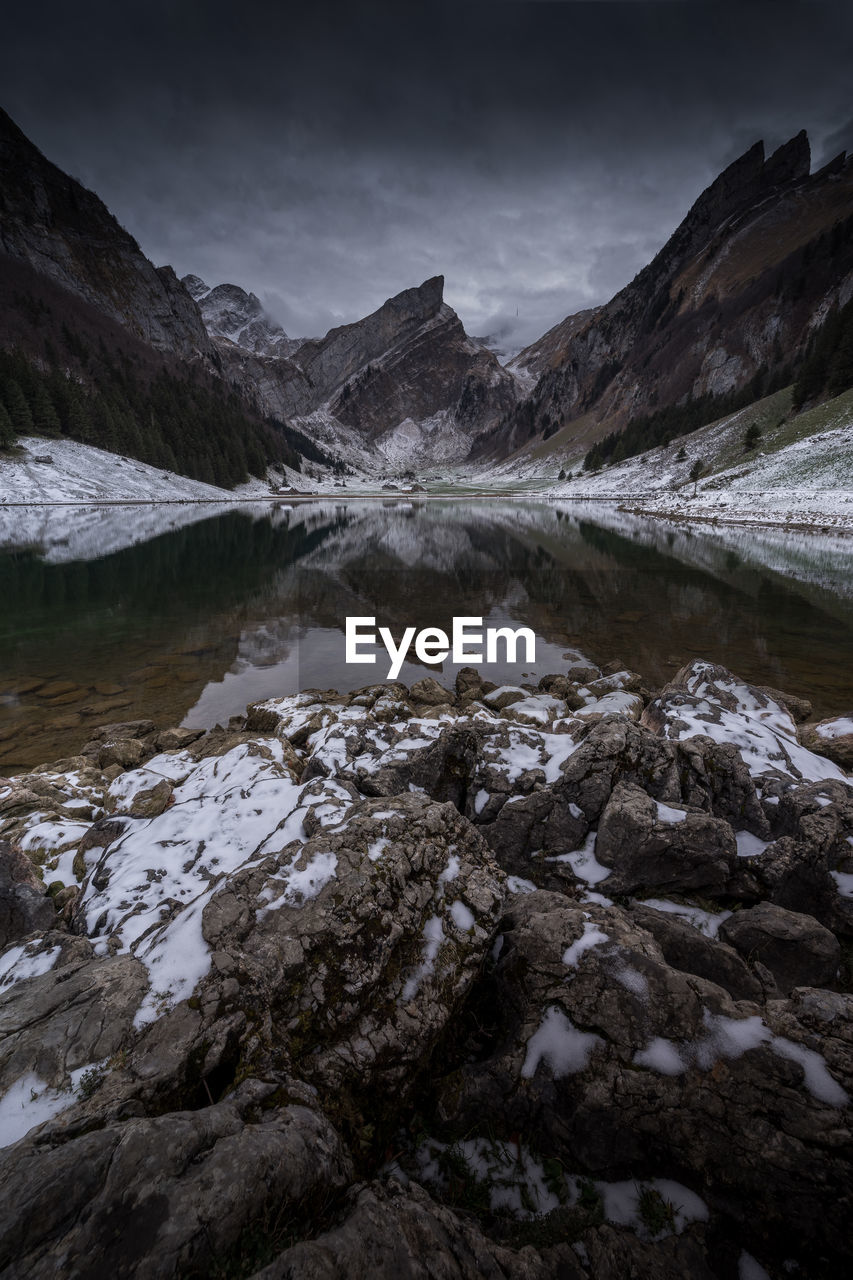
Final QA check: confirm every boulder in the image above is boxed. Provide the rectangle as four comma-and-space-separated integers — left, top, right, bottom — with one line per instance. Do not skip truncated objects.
253, 1178, 585, 1280
0, 841, 56, 947
0, 1084, 352, 1280
735, 836, 840, 928
153, 726, 204, 752
595, 782, 736, 896
719, 903, 841, 994
97, 739, 147, 771
455, 666, 489, 702
799, 717, 853, 770
125, 777, 173, 818
757, 686, 812, 723
642, 661, 847, 787
409, 677, 455, 706
629, 904, 762, 1002
85, 719, 156, 744
433, 892, 852, 1268
0, 947, 148, 1101
199, 793, 505, 1104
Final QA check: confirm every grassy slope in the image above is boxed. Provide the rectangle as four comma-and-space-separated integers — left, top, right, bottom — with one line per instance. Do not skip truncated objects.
467, 385, 853, 525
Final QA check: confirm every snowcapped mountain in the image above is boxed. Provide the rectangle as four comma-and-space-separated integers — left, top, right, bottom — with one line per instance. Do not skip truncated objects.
181, 275, 305, 359
203, 275, 524, 470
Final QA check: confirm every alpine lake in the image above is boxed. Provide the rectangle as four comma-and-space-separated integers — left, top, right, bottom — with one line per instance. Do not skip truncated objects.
1, 498, 852, 773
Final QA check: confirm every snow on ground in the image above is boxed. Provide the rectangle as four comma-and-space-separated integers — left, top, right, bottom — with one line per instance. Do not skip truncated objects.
0, 435, 374, 509
373, 409, 471, 469
394, 1133, 709, 1236
75, 739, 339, 1025
654, 662, 849, 786
633, 1011, 848, 1106
476, 391, 853, 531
521, 1006, 602, 1078
0, 437, 234, 505
639, 898, 732, 938
0, 1063, 106, 1149
0, 941, 61, 992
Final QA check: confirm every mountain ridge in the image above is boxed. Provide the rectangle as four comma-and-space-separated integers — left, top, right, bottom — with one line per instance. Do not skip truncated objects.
482, 131, 853, 461
0, 108, 214, 364
1, 108, 852, 486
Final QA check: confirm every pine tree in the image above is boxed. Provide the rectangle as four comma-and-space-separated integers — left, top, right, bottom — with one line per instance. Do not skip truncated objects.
64, 385, 93, 440
827, 307, 853, 394
2, 380, 34, 435
93, 398, 117, 451
32, 382, 61, 437
0, 400, 15, 448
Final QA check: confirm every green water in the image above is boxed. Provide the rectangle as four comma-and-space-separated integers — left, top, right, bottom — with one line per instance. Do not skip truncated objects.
1, 499, 851, 771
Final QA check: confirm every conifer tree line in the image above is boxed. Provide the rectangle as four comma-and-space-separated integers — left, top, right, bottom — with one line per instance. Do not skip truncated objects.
582, 362, 792, 473
792, 297, 853, 410
0, 335, 306, 488
583, 297, 853, 474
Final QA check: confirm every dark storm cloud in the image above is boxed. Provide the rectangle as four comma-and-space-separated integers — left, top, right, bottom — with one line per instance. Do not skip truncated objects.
2, 1, 851, 349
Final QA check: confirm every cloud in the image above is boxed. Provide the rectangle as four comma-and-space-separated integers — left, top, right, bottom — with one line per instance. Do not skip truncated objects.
2, 1, 851, 349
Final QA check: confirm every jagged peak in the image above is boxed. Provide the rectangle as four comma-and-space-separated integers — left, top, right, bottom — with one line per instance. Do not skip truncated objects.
181, 274, 210, 301
765, 129, 810, 186
686, 130, 811, 242
385, 275, 445, 320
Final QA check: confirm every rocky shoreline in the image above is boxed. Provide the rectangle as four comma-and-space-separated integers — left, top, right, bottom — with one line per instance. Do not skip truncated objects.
1, 658, 852, 1278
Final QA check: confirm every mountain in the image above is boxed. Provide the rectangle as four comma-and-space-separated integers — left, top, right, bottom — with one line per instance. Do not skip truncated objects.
198, 274, 521, 468
182, 275, 304, 359
0, 108, 213, 362
4, 105, 850, 488
483, 132, 853, 460
0, 105, 521, 480
0, 109, 299, 486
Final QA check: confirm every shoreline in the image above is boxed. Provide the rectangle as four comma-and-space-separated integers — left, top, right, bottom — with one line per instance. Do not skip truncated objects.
1, 491, 852, 534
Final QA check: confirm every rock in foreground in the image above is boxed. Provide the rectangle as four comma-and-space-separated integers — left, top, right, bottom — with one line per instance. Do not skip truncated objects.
0, 660, 851, 1278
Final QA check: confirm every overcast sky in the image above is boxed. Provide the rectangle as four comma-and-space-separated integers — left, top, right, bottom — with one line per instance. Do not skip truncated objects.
2, 1, 852, 351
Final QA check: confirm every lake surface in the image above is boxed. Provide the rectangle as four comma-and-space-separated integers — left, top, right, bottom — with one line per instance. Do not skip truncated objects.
1, 499, 852, 771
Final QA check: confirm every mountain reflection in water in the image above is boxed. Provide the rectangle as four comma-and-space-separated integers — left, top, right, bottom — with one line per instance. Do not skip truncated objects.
1, 499, 852, 771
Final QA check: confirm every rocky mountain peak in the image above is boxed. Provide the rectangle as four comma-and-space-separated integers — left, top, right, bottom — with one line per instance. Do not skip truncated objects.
484, 126, 851, 460
181, 274, 303, 358
389, 274, 445, 322
678, 131, 811, 261
764, 128, 811, 187
181, 273, 210, 301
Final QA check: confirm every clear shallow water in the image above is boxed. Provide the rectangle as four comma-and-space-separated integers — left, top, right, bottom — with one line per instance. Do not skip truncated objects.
1, 499, 852, 772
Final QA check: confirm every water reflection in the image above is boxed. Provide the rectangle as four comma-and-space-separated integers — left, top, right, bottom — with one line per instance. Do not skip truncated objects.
1, 499, 851, 771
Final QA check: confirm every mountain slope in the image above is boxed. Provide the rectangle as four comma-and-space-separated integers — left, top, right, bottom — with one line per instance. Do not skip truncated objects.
0, 111, 300, 487
204, 275, 521, 469
0, 108, 213, 362
182, 275, 304, 359
484, 133, 853, 459
477, 383, 853, 530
